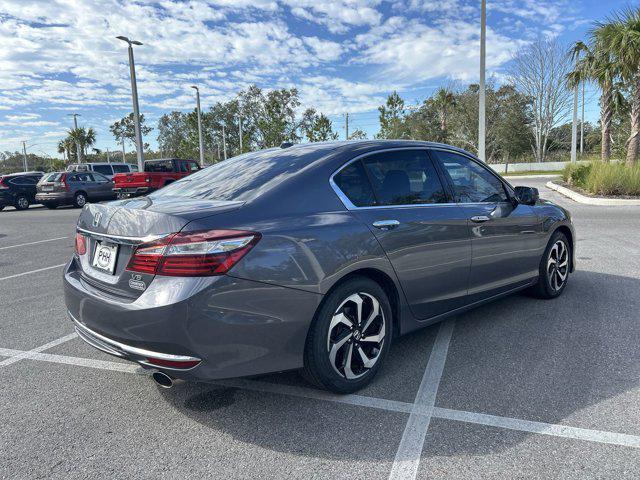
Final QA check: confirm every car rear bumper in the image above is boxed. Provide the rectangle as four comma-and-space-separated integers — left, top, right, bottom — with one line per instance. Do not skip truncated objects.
113, 187, 149, 195
63, 258, 323, 381
35, 192, 72, 202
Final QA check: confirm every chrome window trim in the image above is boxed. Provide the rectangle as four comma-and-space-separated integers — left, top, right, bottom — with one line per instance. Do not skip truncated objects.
329, 146, 508, 211
77, 227, 168, 245
70, 311, 201, 366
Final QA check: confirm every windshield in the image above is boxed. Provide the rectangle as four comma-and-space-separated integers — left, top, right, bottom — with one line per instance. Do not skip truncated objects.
150, 147, 318, 202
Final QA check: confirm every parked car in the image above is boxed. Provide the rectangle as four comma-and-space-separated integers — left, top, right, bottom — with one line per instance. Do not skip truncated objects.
112, 158, 200, 197
36, 171, 116, 208
65, 141, 575, 393
0, 171, 44, 210
66, 162, 138, 179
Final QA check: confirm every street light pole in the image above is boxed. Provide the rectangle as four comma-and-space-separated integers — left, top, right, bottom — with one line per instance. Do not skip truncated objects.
478, 0, 486, 162
238, 112, 243, 154
571, 84, 578, 163
117, 36, 145, 172
191, 85, 205, 166
21, 141, 28, 172
580, 82, 585, 155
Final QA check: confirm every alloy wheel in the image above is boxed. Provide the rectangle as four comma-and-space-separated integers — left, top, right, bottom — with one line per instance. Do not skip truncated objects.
76, 194, 86, 207
327, 292, 385, 380
17, 196, 28, 209
547, 240, 569, 291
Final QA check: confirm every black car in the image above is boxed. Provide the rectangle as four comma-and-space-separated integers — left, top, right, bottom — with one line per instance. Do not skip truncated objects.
0, 171, 44, 211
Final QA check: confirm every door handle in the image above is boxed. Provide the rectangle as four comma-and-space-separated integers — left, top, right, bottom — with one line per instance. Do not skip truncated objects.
470, 215, 491, 223
372, 220, 400, 230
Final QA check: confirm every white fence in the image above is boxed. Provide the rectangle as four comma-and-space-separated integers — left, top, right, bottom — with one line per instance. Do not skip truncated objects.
488, 160, 588, 174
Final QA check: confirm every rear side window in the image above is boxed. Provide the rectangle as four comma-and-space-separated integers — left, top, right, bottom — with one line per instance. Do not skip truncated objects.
361, 150, 448, 205
431, 150, 508, 203
73, 172, 92, 182
333, 161, 376, 207
9, 176, 38, 185
93, 164, 113, 175
178, 161, 189, 173
112, 164, 130, 173
145, 160, 173, 172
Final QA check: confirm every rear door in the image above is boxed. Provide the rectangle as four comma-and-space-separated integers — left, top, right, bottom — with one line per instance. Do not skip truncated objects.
336, 148, 472, 320
430, 149, 541, 302
75, 172, 97, 199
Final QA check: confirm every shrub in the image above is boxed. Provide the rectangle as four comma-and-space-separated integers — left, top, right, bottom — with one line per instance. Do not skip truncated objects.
562, 162, 640, 196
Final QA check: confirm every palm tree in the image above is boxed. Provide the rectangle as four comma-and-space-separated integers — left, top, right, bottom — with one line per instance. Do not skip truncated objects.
67, 127, 97, 162
431, 88, 456, 142
57, 137, 76, 163
596, 8, 640, 165
568, 40, 619, 162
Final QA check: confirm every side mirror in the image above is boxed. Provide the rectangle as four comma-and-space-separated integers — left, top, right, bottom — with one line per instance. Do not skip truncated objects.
514, 186, 539, 206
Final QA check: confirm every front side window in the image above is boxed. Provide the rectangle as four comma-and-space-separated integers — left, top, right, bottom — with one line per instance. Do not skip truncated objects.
431, 150, 508, 203
189, 161, 201, 172
178, 161, 189, 173
361, 150, 448, 206
92, 173, 109, 182
333, 161, 376, 207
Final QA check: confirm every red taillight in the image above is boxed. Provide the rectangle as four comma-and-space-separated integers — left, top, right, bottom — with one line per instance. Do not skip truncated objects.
53, 174, 68, 191
0, 177, 7, 189
144, 357, 201, 369
126, 230, 260, 277
75, 233, 86, 255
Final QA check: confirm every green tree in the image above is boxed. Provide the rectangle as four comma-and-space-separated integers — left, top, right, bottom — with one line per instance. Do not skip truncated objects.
430, 88, 456, 142
348, 128, 368, 140
110, 113, 152, 153
67, 127, 96, 162
596, 8, 640, 164
376, 91, 406, 139
157, 111, 187, 157
300, 108, 339, 142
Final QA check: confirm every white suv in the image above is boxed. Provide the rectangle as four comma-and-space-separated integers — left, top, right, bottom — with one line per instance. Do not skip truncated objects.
66, 162, 138, 179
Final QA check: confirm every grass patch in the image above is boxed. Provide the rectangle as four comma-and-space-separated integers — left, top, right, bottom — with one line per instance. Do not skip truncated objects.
563, 162, 640, 196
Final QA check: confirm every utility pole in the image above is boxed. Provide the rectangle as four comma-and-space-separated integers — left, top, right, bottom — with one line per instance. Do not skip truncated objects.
344, 112, 349, 140
106, 147, 110, 163
121, 139, 126, 162
216, 143, 220, 162
580, 82, 585, 155
68, 113, 83, 163
571, 84, 578, 163
478, 0, 486, 162
222, 125, 227, 160
116, 36, 145, 171
191, 85, 205, 166
21, 141, 28, 172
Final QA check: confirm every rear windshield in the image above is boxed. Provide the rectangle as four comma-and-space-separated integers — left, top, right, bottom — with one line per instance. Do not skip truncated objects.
112, 164, 130, 173
42, 173, 65, 182
145, 160, 174, 172
150, 148, 315, 202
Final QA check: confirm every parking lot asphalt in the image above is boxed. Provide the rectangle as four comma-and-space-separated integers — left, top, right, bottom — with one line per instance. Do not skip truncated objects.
1, 179, 639, 479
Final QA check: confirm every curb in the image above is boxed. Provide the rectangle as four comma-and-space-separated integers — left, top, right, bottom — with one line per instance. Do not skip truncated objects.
546, 181, 640, 206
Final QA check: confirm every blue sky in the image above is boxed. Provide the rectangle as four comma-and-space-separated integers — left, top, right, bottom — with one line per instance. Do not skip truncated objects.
0, 0, 637, 157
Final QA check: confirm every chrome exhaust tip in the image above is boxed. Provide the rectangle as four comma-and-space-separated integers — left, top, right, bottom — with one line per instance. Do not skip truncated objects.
152, 371, 174, 389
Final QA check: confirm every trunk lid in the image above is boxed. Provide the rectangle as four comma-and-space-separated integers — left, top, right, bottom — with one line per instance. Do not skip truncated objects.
113, 172, 150, 188
76, 196, 244, 299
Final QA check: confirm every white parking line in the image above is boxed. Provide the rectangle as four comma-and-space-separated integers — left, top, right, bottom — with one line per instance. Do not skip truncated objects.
0, 236, 69, 250
389, 318, 456, 480
0, 333, 77, 367
1, 344, 639, 449
0, 263, 67, 281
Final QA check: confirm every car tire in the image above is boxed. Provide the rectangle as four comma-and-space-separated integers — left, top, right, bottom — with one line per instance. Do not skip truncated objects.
302, 276, 392, 393
0, 205, 4, 211
73, 192, 87, 208
14, 195, 30, 210
44, 202, 58, 209
528, 231, 571, 299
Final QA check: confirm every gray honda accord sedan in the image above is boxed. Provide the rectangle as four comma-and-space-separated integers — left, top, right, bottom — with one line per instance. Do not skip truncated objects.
64, 140, 575, 393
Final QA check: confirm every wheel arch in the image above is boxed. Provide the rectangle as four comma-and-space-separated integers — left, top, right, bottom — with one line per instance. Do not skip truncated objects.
553, 224, 575, 272
75, 190, 88, 198
318, 268, 402, 340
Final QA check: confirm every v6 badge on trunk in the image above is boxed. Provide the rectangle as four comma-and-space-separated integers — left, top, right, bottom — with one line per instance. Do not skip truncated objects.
129, 274, 146, 291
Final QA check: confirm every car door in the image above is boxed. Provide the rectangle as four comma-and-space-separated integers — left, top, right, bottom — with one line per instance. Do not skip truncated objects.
334, 148, 472, 320
76, 172, 97, 199
91, 172, 115, 200
430, 149, 541, 302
